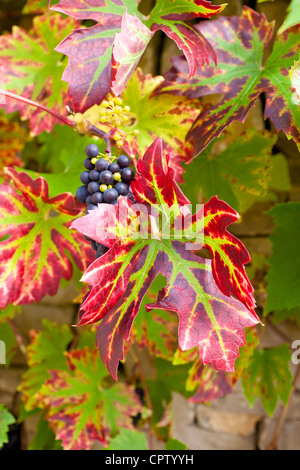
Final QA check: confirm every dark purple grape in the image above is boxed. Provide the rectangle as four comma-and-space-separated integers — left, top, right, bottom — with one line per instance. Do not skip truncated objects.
108, 162, 120, 174
87, 181, 100, 194
84, 158, 95, 170
76, 185, 89, 203
121, 167, 135, 183
95, 244, 109, 259
89, 169, 100, 181
95, 159, 108, 172
117, 155, 131, 169
127, 191, 137, 203
91, 191, 104, 204
86, 204, 99, 212
86, 194, 92, 205
100, 170, 114, 185
114, 182, 129, 196
85, 143, 99, 158
80, 171, 91, 185
91, 240, 98, 251
103, 188, 118, 203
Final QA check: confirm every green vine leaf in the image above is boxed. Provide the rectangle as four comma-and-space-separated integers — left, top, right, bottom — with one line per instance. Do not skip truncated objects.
265, 202, 300, 313
242, 344, 293, 416
0, 14, 75, 135
103, 428, 148, 450
181, 128, 277, 211
0, 404, 15, 448
19, 319, 74, 411
36, 347, 144, 450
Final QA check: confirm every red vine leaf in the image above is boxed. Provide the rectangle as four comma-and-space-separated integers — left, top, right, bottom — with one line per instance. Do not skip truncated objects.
71, 139, 259, 380
131, 137, 190, 207
189, 365, 232, 403
151, 22, 216, 77
0, 168, 94, 308
173, 349, 232, 402
146, 0, 226, 76
52, 0, 225, 111
202, 196, 257, 316
160, 6, 300, 155
52, 0, 142, 113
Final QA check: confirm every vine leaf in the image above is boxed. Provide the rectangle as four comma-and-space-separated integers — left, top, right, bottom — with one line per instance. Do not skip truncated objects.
71, 138, 259, 380
52, 0, 142, 113
242, 344, 293, 416
189, 365, 232, 403
52, 0, 224, 111
0, 14, 75, 135
131, 275, 179, 360
103, 428, 148, 450
22, 0, 53, 14
200, 196, 257, 316
181, 128, 277, 211
146, 0, 226, 77
265, 202, 300, 313
290, 56, 300, 102
111, 0, 226, 96
160, 6, 300, 156
19, 319, 74, 412
0, 168, 94, 309
172, 348, 232, 402
36, 347, 144, 450
111, 11, 154, 96
278, 0, 300, 34
0, 115, 27, 176
0, 405, 15, 448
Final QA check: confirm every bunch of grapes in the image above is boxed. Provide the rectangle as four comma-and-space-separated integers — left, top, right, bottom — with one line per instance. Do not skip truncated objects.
75, 143, 135, 259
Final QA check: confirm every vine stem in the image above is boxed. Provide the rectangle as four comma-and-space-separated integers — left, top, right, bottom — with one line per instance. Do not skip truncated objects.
0, 89, 76, 128
0, 89, 113, 156
266, 362, 300, 450
7, 318, 27, 357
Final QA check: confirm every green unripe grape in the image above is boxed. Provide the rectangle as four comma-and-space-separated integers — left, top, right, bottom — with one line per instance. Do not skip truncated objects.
100, 184, 108, 192
113, 172, 122, 181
